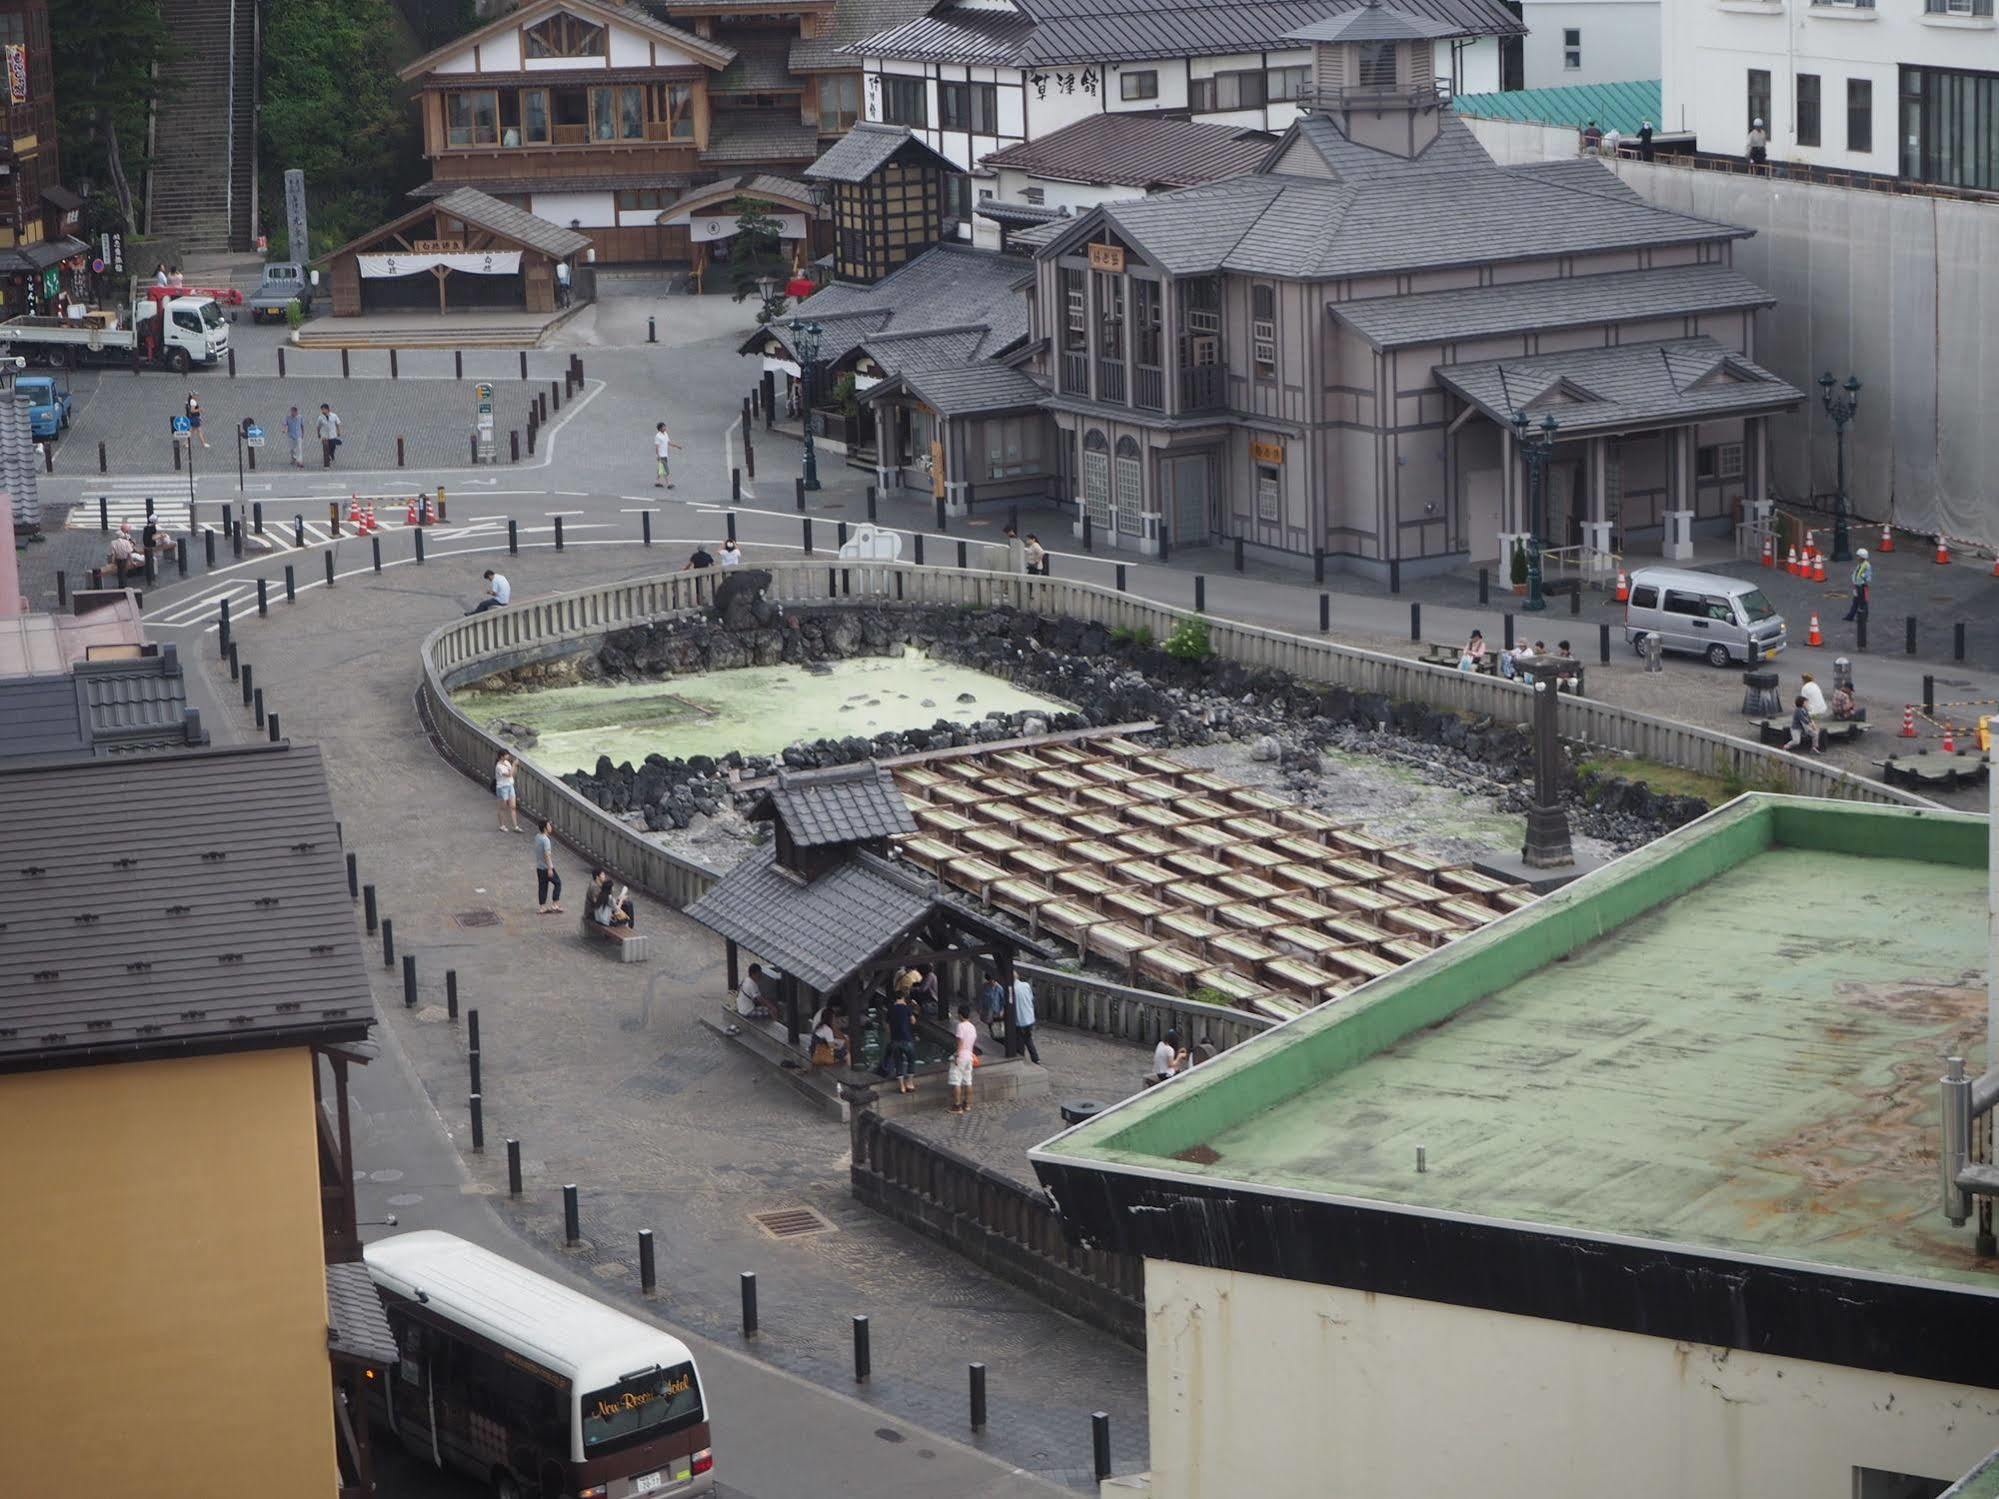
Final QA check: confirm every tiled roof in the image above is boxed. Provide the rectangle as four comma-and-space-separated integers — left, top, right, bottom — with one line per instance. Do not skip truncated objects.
429, 188, 593, 258
1455, 79, 1663, 139
1331, 264, 1776, 349
862, 325, 995, 372
685, 842, 942, 992
855, 0, 1522, 65
400, 0, 734, 78
700, 113, 825, 164
326, 1261, 399, 1367
790, 0, 933, 70
413, 174, 691, 200
0, 675, 83, 760
1283, 0, 1475, 42
2, 376, 42, 533
748, 244, 1031, 365
0, 744, 376, 1073
659, 173, 818, 221
982, 113, 1274, 188
976, 199, 1069, 226
805, 122, 955, 182
0, 652, 206, 764
1433, 337, 1805, 436
0, 235, 88, 275
713, 34, 800, 92
752, 762, 916, 847
868, 359, 1049, 416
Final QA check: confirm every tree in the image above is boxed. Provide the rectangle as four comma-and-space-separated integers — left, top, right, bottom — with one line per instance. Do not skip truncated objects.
260, 0, 420, 253
52, 0, 174, 230
727, 197, 792, 322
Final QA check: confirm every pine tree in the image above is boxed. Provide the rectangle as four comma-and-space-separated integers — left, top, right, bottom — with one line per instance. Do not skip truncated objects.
728, 197, 792, 323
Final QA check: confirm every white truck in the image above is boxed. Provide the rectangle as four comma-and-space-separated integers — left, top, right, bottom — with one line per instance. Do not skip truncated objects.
0, 292, 230, 373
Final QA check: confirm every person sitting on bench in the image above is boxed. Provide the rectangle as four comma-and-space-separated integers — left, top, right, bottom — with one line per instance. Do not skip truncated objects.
1784, 695, 1821, 754
141, 516, 176, 556
734, 962, 776, 1021
585, 870, 636, 930
810, 1007, 849, 1066
1832, 680, 1864, 721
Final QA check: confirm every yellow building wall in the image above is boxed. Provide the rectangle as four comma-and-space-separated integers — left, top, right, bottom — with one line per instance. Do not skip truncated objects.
0, 1047, 337, 1495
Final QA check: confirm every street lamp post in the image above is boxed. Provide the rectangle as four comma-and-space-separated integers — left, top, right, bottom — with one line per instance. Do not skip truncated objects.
1818, 372, 1861, 562
1509, 409, 1560, 613
788, 317, 824, 492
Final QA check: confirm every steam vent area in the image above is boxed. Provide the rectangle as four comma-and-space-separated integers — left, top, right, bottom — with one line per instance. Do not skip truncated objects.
891, 735, 1533, 1019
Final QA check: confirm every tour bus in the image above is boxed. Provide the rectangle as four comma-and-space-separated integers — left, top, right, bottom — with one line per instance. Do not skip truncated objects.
364, 1230, 714, 1498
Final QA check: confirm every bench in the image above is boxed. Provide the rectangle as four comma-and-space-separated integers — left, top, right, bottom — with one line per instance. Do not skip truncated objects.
1756, 719, 1866, 751
580, 915, 650, 962
1419, 643, 1497, 674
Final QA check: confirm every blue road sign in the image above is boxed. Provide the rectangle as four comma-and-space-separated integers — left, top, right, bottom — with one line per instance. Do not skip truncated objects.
244, 423, 265, 449
170, 414, 192, 433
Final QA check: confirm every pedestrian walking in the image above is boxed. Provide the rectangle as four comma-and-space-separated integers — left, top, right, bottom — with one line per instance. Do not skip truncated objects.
467, 569, 511, 615
653, 421, 681, 488
681, 544, 715, 571
885, 986, 917, 1094
534, 818, 564, 913
317, 403, 343, 468
1843, 547, 1871, 622
283, 406, 306, 468
493, 752, 522, 832
555, 258, 572, 308
1023, 533, 1048, 575
108, 524, 139, 586
949, 1003, 979, 1114
1747, 118, 1768, 165
185, 392, 209, 449
1010, 972, 1041, 1065
978, 967, 1007, 1037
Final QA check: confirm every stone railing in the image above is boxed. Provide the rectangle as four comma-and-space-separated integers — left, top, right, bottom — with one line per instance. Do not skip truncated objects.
1021, 965, 1272, 1052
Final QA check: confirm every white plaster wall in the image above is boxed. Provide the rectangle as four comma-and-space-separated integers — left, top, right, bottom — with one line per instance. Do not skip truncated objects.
483, 30, 520, 70
1104, 60, 1191, 111
431, 44, 478, 75
529, 191, 615, 228
1021, 69, 1104, 138
608, 25, 650, 67
1144, 1261, 1999, 1499
1463, 113, 1592, 162
1521, 0, 1661, 87
1457, 35, 1503, 92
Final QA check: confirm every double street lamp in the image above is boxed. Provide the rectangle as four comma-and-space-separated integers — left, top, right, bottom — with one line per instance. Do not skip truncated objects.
1509, 408, 1561, 613
1818, 371, 1861, 562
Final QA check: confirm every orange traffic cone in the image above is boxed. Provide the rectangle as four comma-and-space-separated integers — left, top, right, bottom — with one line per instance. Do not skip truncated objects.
365, 503, 378, 534
1812, 548, 1827, 583
1937, 536, 1952, 565
1943, 725, 1957, 753
1879, 523, 1894, 554
421, 496, 435, 526
1899, 705, 1918, 738
1760, 535, 1774, 568
347, 496, 361, 525
405, 497, 419, 526
1786, 546, 1799, 575
1807, 613, 1823, 646
1614, 569, 1629, 602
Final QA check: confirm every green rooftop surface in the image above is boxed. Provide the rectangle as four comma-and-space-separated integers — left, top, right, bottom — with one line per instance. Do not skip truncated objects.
1040, 798, 1998, 1290
1454, 80, 1662, 139
1944, 1448, 1999, 1499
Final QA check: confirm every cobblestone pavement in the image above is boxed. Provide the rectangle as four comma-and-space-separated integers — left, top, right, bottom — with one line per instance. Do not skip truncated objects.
131, 541, 1147, 1488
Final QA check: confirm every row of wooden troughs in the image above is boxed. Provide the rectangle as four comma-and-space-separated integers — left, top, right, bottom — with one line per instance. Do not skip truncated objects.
890, 736, 1534, 1020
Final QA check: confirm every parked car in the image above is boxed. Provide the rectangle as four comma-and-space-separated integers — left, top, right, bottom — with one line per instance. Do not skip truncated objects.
16, 371, 71, 439
1623, 567, 1786, 666
247, 262, 313, 322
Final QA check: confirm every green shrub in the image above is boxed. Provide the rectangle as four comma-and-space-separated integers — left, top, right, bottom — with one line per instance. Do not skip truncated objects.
1109, 625, 1153, 648
283, 298, 305, 330
1164, 616, 1212, 662
1510, 540, 1528, 586
1189, 984, 1231, 1007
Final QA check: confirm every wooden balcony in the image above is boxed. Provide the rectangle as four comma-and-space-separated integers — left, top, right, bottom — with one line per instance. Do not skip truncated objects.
1097, 358, 1126, 405
1179, 362, 1228, 413
1060, 350, 1089, 396
1134, 365, 1164, 412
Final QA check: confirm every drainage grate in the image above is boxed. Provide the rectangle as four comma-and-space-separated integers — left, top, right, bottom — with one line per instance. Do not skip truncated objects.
454, 910, 502, 929
750, 1206, 836, 1240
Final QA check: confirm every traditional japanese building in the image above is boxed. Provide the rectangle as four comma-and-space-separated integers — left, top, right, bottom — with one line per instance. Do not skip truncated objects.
805, 121, 956, 283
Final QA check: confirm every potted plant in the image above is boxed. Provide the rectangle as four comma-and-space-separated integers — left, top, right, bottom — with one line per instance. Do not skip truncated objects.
1510, 540, 1528, 595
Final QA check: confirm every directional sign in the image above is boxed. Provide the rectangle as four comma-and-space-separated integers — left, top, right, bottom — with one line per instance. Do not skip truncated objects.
171, 415, 191, 432
244, 423, 265, 450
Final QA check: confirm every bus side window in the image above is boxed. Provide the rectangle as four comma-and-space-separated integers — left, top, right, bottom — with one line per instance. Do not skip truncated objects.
503, 1364, 568, 1454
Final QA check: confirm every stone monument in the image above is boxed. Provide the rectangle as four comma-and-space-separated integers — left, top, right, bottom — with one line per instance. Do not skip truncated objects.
284, 170, 310, 266
1521, 677, 1574, 869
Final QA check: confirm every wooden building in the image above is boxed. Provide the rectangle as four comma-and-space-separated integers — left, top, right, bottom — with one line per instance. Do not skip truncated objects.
318, 188, 591, 317
804, 122, 954, 284
0, 0, 87, 314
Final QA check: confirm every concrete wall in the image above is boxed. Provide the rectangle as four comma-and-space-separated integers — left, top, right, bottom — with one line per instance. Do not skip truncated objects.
0, 1049, 337, 1493
1143, 1260, 1999, 1499
1520, 0, 1661, 88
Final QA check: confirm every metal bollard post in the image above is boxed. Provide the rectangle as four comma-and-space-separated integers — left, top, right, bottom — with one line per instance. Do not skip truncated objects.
55, 569, 66, 605
1195, 575, 1206, 613
240, 660, 252, 704
1116, 563, 1127, 592
293, 513, 306, 548
1410, 602, 1421, 641
642, 511, 652, 547
347, 852, 359, 899
99, 495, 108, 530
455, 350, 463, 378
381, 918, 395, 969
205, 528, 216, 567
1234, 536, 1245, 572
1906, 615, 1917, 655
402, 954, 418, 1008
639, 1230, 656, 1294
341, 348, 350, 379
325, 550, 335, 588
1599, 622, 1611, 663
414, 528, 427, 565
284, 564, 295, 603
852, 1316, 871, 1382
1956, 622, 1967, 662
1314, 548, 1325, 584
446, 969, 458, 1021
363, 885, 378, 934
508, 519, 518, 555
795, 476, 806, 512
253, 501, 264, 535
396, 436, 405, 468
218, 597, 231, 651
867, 485, 877, 522
1321, 594, 1331, 633
510, 429, 520, 462
732, 468, 741, 502
957, 539, 968, 569
257, 578, 268, 617
740, 1272, 758, 1337
935, 495, 947, 532
914, 533, 924, 566
177, 538, 188, 576
648, 315, 656, 343
389, 348, 398, 380
99, 440, 107, 473
233, 521, 243, 557
469, 1094, 484, 1153
803, 517, 813, 554
969, 1363, 987, 1431
726, 510, 736, 543
1503, 612, 1515, 650
277, 346, 286, 378
372, 535, 382, 572
507, 1138, 522, 1196
520, 350, 528, 380
1479, 567, 1489, 605
1092, 1413, 1112, 1480
1923, 674, 1935, 717
1390, 558, 1401, 595
1083, 512, 1093, 552
563, 1185, 581, 1246
469, 1049, 481, 1097
144, 550, 156, 587
553, 516, 564, 551
468, 1008, 480, 1053
267, 710, 281, 742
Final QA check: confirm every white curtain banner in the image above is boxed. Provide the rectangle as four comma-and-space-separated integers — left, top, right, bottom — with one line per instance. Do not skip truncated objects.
688, 213, 807, 243
356, 250, 523, 278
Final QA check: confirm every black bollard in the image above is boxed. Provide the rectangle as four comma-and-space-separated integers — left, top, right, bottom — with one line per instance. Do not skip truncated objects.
278, 346, 286, 378
415, 528, 426, 565
1599, 622, 1611, 663
795, 476, 805, 512
284, 564, 295, 604
98, 495, 108, 530
381, 918, 395, 969
639, 1230, 656, 1294
347, 852, 358, 899
1321, 593, 1331, 633
267, 711, 281, 743
1906, 616, 1917, 655
507, 1138, 522, 1197
957, 539, 967, 569
508, 519, 518, 555
970, 1363, 987, 1431
867, 485, 877, 523
233, 521, 243, 557
648, 315, 656, 343
935, 494, 947, 532
98, 440, 107, 473
510, 429, 520, 463
294, 514, 305, 548
389, 348, 398, 380
740, 1272, 758, 1337
240, 660, 251, 704
520, 350, 528, 381
177, 537, 188, 576
371, 535, 382, 573
402, 954, 417, 1009
340, 348, 349, 379
446, 969, 458, 1021
1195, 575, 1206, 613
1923, 674, 1935, 717
363, 884, 378, 934
1504, 612, 1516, 650
469, 1094, 484, 1153
253, 502, 264, 535
1314, 548, 1325, 584
642, 511, 652, 546
468, 1008, 480, 1054
803, 517, 814, 554
1479, 567, 1489, 605
396, 436, 405, 468
325, 550, 335, 588
257, 578, 268, 617
553, 516, 564, 551
563, 1185, 580, 1246
1234, 535, 1244, 572
55, 569, 66, 605
1093, 1413, 1112, 1480
726, 510, 736, 543
914, 533, 924, 566
732, 468, 740, 502
218, 597, 231, 651
1956, 622, 1967, 662
1390, 559, 1401, 595
852, 1316, 871, 1382
1410, 602, 1421, 641
1083, 512, 1093, 552
455, 350, 463, 378
1158, 525, 1170, 564
1116, 563, 1127, 592
468, 1049, 481, 1096
143, 550, 155, 587
204, 528, 216, 568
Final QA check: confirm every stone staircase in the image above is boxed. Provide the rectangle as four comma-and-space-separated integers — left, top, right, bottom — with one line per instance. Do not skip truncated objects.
148, 0, 257, 253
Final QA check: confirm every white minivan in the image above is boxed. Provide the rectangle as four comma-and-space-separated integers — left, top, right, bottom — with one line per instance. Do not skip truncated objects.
1623, 568, 1786, 666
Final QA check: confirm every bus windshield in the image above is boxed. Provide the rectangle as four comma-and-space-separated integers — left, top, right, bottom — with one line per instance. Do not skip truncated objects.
1737, 589, 1776, 622
582, 1362, 703, 1453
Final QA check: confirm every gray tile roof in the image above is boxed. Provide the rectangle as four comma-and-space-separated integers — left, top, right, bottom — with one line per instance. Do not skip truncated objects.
2, 375, 42, 533
1332, 264, 1777, 349
659, 173, 819, 221
1007, 217, 1070, 249
1283, 0, 1474, 42
977, 199, 1069, 226
791, 0, 934, 70
855, 0, 1522, 65
685, 842, 942, 992
326, 1261, 399, 1367
752, 762, 917, 846
701, 112, 825, 164
805, 122, 956, 182
867, 359, 1049, 416
0, 743, 376, 1073
0, 235, 89, 275
713, 34, 800, 92
0, 652, 205, 765
430, 188, 593, 259
0, 674, 85, 760
982, 113, 1275, 188
862, 325, 995, 371
748, 244, 1031, 365
1433, 336, 1805, 436
1061, 111, 1749, 280
400, 0, 735, 77
603, 0, 739, 63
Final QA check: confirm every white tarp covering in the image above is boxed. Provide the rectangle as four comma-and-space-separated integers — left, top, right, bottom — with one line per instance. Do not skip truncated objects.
1613, 160, 1999, 549
687, 213, 807, 243
357, 250, 522, 278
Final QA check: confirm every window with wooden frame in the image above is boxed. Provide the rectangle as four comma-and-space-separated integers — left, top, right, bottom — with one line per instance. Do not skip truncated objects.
1061, 266, 1087, 352
1095, 270, 1125, 362
1113, 436, 1144, 533
1256, 463, 1281, 523
1121, 70, 1159, 101
1695, 442, 1744, 481
648, 81, 695, 139
524, 12, 606, 58
590, 85, 644, 141
520, 88, 551, 144
1357, 42, 1397, 89
615, 189, 671, 212
883, 75, 927, 126
1133, 278, 1162, 367
1081, 430, 1111, 526
819, 73, 860, 132
1251, 284, 1276, 379
446, 90, 500, 147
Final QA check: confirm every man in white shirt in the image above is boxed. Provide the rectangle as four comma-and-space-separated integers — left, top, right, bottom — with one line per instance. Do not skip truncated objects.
317, 404, 343, 468
467, 569, 511, 614
1010, 974, 1041, 1064
734, 962, 775, 1020
653, 422, 680, 488
1799, 673, 1828, 720
1152, 1028, 1186, 1083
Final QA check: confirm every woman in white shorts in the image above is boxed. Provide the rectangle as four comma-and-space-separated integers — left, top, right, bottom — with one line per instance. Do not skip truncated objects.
949, 1004, 978, 1113
493, 752, 522, 832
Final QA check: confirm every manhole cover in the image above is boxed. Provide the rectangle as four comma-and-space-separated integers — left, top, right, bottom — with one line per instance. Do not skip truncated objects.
455, 910, 502, 928
750, 1206, 836, 1240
